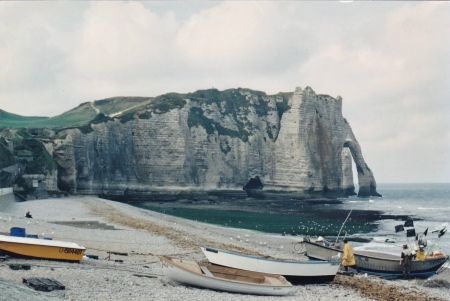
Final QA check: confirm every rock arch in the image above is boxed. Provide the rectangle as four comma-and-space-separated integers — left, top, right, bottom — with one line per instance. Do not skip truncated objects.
343, 140, 381, 197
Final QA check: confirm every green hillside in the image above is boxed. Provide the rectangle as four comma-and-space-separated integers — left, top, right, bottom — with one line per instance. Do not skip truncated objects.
0, 90, 291, 130
0, 97, 152, 129
0, 110, 49, 128
0, 103, 97, 129
93, 97, 152, 116
41, 103, 98, 128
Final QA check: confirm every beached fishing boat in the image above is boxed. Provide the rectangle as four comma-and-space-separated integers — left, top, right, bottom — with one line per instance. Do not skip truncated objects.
303, 239, 449, 278
159, 256, 293, 296
0, 235, 86, 262
200, 245, 340, 284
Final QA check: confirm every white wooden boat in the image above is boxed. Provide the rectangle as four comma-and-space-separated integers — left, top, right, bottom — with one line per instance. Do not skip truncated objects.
200, 245, 340, 284
159, 256, 293, 296
0, 235, 86, 262
303, 240, 449, 279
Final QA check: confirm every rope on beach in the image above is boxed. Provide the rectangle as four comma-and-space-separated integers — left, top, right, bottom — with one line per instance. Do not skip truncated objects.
435, 259, 449, 275
255, 241, 300, 245
85, 246, 158, 256
0, 262, 164, 278
85, 246, 198, 259
293, 242, 306, 253
66, 238, 155, 245
164, 251, 200, 257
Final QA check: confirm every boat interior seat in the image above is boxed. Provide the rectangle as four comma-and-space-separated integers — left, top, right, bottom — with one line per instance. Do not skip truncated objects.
200, 266, 214, 277
263, 276, 283, 285
224, 268, 237, 274
173, 259, 202, 274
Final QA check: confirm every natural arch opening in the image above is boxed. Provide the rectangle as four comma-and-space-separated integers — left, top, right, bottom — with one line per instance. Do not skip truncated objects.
342, 141, 381, 197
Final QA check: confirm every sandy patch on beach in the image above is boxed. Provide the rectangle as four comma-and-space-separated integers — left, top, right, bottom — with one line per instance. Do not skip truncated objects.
335, 275, 448, 301
85, 199, 277, 257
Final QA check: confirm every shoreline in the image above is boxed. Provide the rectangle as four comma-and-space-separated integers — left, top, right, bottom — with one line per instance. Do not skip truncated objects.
0, 196, 448, 301
117, 197, 415, 239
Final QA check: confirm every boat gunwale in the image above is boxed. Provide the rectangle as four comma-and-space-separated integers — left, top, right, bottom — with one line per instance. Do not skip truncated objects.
200, 245, 339, 265
303, 241, 448, 264
0, 234, 85, 250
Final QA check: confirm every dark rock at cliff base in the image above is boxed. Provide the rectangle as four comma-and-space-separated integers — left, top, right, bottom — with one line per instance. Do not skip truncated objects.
243, 176, 264, 191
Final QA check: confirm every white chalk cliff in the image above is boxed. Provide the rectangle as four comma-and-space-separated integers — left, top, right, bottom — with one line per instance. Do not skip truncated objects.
53, 86, 380, 199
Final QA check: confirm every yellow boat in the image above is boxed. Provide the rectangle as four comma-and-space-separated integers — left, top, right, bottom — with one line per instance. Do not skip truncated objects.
0, 235, 86, 262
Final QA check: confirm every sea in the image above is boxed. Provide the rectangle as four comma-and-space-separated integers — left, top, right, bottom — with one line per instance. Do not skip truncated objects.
128, 183, 450, 257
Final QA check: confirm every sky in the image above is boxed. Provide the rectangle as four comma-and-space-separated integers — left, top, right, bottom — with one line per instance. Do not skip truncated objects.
0, 1, 449, 184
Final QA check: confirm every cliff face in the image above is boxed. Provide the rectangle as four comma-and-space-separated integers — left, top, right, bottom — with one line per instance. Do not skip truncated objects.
52, 86, 379, 198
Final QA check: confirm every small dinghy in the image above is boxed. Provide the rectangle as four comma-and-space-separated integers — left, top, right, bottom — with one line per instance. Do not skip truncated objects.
159, 256, 293, 296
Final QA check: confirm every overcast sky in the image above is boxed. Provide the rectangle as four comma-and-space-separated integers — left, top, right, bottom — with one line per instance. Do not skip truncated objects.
0, 1, 449, 184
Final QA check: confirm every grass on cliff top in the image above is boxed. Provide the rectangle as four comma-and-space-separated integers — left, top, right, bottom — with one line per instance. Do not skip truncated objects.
1, 89, 292, 130
0, 104, 97, 129
93, 97, 152, 116
0, 110, 49, 128
0, 97, 151, 129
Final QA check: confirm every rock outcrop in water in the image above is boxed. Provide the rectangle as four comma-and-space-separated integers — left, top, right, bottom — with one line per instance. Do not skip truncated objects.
47, 86, 379, 199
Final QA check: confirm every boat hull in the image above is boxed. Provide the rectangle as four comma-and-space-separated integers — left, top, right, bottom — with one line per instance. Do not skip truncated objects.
200, 245, 340, 284
160, 256, 293, 296
304, 241, 449, 278
0, 235, 85, 262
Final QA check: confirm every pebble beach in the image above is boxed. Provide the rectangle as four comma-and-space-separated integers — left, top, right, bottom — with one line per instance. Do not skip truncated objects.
0, 196, 449, 301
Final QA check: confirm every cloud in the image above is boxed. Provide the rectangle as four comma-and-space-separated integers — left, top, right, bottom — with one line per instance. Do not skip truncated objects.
0, 3, 65, 92
272, 2, 450, 183
0, 2, 88, 115
175, 2, 307, 74
73, 2, 178, 77
0, 1, 448, 182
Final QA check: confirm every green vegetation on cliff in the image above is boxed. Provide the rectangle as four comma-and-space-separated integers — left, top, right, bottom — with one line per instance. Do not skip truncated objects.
152, 93, 187, 113
94, 97, 151, 116
0, 104, 97, 129
185, 88, 292, 144
0, 109, 49, 128
275, 94, 291, 119
186, 88, 274, 142
14, 139, 56, 174
117, 94, 186, 123
0, 138, 15, 167
1, 89, 290, 147
187, 107, 250, 143
0, 97, 151, 129
1, 89, 287, 131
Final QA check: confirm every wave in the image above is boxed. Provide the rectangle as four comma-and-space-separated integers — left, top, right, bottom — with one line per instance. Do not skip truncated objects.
417, 207, 450, 210
353, 241, 401, 255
